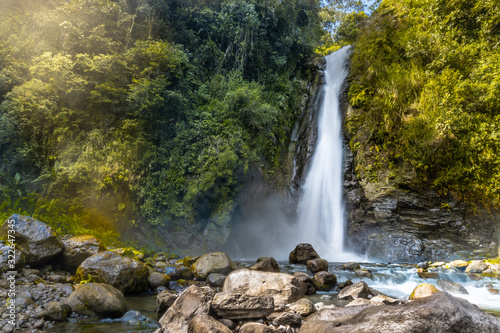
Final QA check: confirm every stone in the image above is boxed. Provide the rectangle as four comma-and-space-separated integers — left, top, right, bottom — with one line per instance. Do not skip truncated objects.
417, 270, 439, 279
62, 235, 105, 272
306, 306, 369, 322
0, 214, 62, 266
293, 272, 315, 295
488, 289, 499, 295
211, 293, 274, 319
38, 302, 71, 321
166, 265, 195, 281
417, 261, 430, 269
218, 319, 236, 330
188, 314, 232, 333
306, 258, 328, 273
338, 281, 370, 300
286, 298, 316, 316
346, 298, 372, 307
223, 269, 304, 307
312, 271, 337, 291
158, 285, 215, 332
250, 257, 280, 273
157, 290, 178, 319
370, 295, 404, 306
436, 280, 468, 294
338, 280, 353, 290
354, 269, 372, 279
191, 252, 236, 279
66, 283, 126, 318
289, 243, 320, 264
149, 272, 170, 289
302, 292, 500, 333
449, 260, 469, 272
0, 244, 26, 270
240, 322, 275, 333
273, 312, 302, 326
76, 251, 149, 294
409, 283, 440, 300
465, 260, 488, 273
342, 262, 360, 270
206, 273, 227, 288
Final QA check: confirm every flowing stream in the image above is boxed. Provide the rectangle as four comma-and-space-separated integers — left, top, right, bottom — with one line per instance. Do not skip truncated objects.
294, 46, 361, 261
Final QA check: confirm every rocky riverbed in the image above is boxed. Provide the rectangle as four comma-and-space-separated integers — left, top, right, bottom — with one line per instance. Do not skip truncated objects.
1, 214, 500, 332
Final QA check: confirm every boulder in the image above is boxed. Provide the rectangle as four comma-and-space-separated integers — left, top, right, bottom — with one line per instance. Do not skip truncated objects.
313, 271, 337, 291
448, 260, 468, 272
286, 298, 316, 317
66, 283, 126, 318
293, 272, 316, 295
409, 283, 440, 300
370, 295, 404, 306
158, 285, 215, 332
338, 280, 353, 290
417, 270, 439, 279
0, 243, 26, 270
306, 259, 328, 273
342, 262, 360, 270
166, 265, 195, 281
240, 322, 275, 333
250, 257, 280, 273
466, 260, 488, 273
301, 292, 500, 333
289, 243, 320, 264
191, 252, 236, 279
223, 269, 304, 307
76, 251, 149, 294
0, 214, 62, 265
62, 235, 105, 272
354, 269, 372, 279
206, 273, 227, 287
157, 290, 178, 319
188, 314, 232, 333
346, 298, 372, 307
37, 302, 71, 321
306, 306, 369, 322
273, 312, 302, 327
436, 280, 468, 295
211, 293, 274, 319
149, 272, 170, 289
338, 281, 370, 300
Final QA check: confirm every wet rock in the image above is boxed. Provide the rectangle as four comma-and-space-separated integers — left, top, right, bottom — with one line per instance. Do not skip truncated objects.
211, 293, 274, 319
304, 292, 500, 333
409, 283, 440, 300
0, 214, 62, 266
488, 289, 499, 295
354, 269, 372, 279
312, 271, 337, 291
158, 285, 215, 332
38, 302, 71, 321
286, 298, 316, 316
66, 283, 126, 318
157, 290, 178, 319
191, 252, 236, 280
188, 314, 232, 333
338, 280, 353, 290
293, 272, 315, 295
342, 262, 360, 270
0, 244, 26, 270
183, 256, 199, 266
417, 261, 430, 269
346, 298, 372, 307
62, 235, 106, 272
223, 269, 304, 307
465, 260, 488, 273
240, 322, 275, 333
149, 272, 170, 289
76, 251, 149, 294
250, 257, 280, 273
449, 260, 469, 272
206, 273, 226, 287
289, 244, 320, 264
338, 281, 370, 300
306, 259, 328, 273
273, 312, 302, 327
166, 265, 194, 281
436, 280, 468, 294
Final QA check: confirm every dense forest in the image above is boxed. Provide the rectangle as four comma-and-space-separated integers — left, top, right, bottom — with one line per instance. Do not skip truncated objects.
0, 0, 499, 247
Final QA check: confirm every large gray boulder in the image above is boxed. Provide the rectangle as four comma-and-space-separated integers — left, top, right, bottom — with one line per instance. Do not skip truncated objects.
289, 243, 320, 264
62, 235, 105, 272
191, 252, 236, 279
66, 283, 126, 318
76, 251, 149, 294
313, 271, 337, 291
211, 293, 274, 319
223, 269, 304, 307
436, 280, 468, 295
158, 285, 215, 333
300, 292, 500, 333
157, 290, 178, 319
0, 214, 62, 266
338, 281, 371, 300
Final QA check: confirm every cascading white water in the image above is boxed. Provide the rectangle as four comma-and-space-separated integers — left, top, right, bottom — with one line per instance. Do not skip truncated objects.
295, 46, 359, 261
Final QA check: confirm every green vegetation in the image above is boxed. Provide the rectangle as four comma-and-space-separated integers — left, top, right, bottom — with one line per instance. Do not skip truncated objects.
347, 0, 500, 209
0, 0, 328, 238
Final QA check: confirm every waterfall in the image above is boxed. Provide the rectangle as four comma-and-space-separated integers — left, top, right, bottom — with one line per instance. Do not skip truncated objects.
295, 46, 359, 261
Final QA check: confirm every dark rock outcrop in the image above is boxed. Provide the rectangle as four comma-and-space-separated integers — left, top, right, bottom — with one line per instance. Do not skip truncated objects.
289, 243, 321, 264
62, 235, 105, 272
